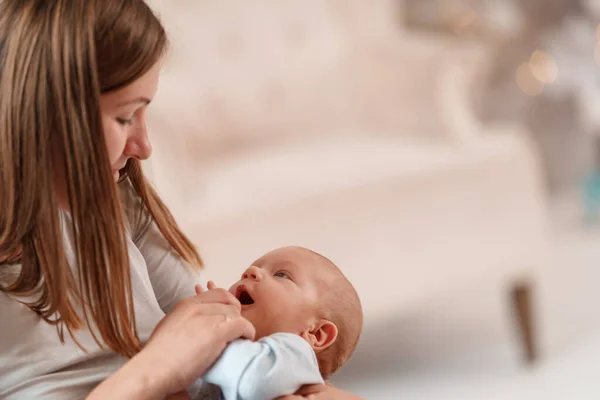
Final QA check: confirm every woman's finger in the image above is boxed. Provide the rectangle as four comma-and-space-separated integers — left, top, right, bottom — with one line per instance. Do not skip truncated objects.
294, 384, 365, 399
190, 302, 242, 320
217, 314, 256, 341
294, 385, 324, 395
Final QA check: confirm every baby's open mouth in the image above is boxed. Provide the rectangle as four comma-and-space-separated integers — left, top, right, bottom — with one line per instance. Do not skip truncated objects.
236, 286, 254, 306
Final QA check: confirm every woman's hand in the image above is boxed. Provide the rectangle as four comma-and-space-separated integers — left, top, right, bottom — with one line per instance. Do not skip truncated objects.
276, 384, 365, 400
144, 291, 255, 395
87, 290, 255, 399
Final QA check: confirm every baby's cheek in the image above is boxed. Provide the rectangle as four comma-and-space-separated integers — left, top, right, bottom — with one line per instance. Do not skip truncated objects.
242, 311, 274, 340
241, 308, 267, 329
240, 308, 255, 322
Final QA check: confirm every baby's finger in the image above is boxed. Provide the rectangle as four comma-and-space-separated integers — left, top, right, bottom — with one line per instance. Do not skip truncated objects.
196, 288, 241, 311
207, 280, 217, 290
195, 284, 204, 295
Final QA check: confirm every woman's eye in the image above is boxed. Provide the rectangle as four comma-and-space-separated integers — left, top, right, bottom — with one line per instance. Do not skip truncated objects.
274, 271, 290, 279
117, 117, 134, 126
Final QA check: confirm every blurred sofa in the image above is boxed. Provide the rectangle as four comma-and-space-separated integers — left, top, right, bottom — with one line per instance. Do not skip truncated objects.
145, 0, 549, 362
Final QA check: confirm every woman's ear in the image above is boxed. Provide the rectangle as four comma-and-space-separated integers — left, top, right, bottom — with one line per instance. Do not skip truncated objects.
302, 320, 338, 352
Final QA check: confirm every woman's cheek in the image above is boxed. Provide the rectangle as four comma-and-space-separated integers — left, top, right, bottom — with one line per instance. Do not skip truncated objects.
104, 126, 127, 163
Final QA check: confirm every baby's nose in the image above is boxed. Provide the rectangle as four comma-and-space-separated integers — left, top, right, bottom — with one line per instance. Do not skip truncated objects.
242, 266, 261, 281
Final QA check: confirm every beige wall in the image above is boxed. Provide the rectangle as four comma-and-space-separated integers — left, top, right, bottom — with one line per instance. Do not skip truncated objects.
144, 0, 460, 163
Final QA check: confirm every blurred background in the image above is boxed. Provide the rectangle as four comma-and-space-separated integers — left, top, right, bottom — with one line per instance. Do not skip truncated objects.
144, 0, 600, 398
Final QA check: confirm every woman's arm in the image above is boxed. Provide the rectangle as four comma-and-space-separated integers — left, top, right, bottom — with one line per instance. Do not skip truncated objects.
87, 350, 167, 400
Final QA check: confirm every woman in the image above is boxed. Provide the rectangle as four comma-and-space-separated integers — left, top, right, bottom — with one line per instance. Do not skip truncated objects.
0, 1, 361, 399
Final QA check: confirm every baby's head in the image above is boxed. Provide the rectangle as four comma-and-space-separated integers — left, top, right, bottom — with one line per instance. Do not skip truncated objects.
228, 246, 363, 379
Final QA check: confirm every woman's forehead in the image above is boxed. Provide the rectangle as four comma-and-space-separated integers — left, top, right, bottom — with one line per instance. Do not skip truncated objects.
101, 63, 161, 108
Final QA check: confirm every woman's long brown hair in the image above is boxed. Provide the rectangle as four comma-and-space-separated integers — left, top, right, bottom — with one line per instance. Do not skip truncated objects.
0, 0, 202, 358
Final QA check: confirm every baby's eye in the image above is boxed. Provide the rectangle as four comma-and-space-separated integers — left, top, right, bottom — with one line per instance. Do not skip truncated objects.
274, 271, 290, 279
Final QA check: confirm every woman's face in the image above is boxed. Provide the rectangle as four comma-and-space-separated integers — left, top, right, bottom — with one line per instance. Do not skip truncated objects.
99, 62, 161, 181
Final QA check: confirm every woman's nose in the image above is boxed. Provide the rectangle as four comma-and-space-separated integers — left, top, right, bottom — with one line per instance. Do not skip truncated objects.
242, 266, 262, 281
124, 124, 152, 161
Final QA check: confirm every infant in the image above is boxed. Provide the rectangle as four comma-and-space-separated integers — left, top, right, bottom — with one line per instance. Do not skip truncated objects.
194, 246, 363, 400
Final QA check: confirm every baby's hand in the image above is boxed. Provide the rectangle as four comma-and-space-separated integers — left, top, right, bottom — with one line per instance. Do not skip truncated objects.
194, 281, 241, 312
194, 280, 219, 294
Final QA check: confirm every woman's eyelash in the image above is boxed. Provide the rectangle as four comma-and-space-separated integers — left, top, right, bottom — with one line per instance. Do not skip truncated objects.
117, 117, 134, 126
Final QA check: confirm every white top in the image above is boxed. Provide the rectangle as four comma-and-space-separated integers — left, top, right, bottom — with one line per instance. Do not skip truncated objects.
200, 333, 324, 400
0, 180, 204, 399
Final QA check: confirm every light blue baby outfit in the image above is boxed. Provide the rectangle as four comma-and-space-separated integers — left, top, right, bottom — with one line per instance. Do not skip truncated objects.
191, 332, 324, 400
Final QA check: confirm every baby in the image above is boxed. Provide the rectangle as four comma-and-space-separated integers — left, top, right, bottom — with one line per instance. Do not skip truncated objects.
192, 246, 363, 400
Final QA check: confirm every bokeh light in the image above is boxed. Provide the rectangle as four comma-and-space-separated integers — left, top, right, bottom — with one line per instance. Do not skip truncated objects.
529, 50, 558, 84
516, 61, 545, 96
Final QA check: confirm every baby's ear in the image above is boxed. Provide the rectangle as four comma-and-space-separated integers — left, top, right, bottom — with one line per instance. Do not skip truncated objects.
302, 320, 338, 352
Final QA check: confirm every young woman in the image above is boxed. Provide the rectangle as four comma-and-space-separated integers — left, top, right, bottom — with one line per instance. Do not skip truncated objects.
0, 1, 361, 399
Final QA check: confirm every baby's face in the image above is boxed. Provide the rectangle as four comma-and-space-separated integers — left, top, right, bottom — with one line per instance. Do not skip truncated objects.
228, 247, 324, 340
